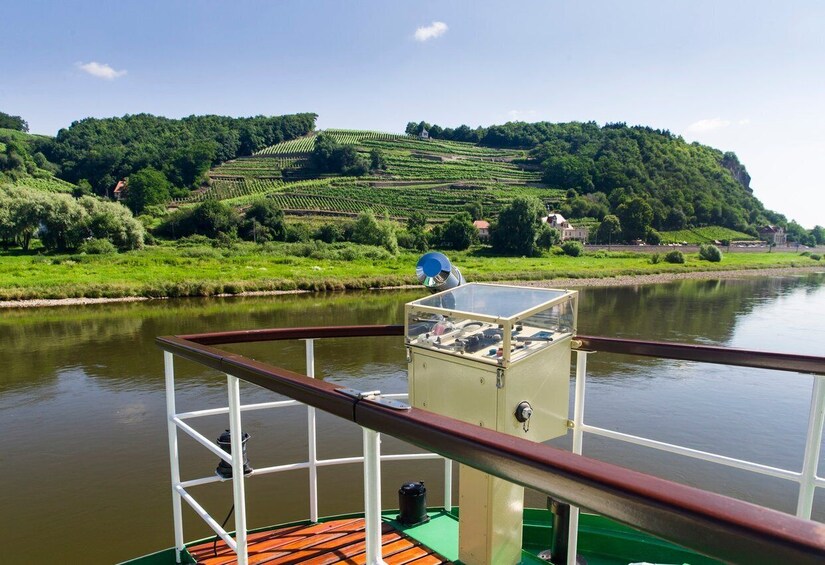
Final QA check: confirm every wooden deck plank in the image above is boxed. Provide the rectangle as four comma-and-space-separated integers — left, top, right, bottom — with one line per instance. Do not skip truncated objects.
282, 531, 401, 565
346, 538, 416, 565
405, 556, 445, 565
187, 518, 450, 565
383, 546, 430, 564
189, 518, 365, 565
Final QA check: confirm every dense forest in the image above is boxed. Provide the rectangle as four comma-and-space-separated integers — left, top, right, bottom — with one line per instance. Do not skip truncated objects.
43, 113, 317, 196
406, 119, 782, 238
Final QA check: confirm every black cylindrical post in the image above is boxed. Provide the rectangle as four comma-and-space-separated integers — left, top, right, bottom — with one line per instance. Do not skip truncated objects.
215, 429, 253, 478
397, 481, 430, 526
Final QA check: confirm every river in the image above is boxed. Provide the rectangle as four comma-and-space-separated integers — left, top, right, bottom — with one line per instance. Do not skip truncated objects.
1, 273, 824, 563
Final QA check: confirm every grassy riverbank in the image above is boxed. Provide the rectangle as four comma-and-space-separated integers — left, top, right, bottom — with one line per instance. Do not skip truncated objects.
1, 242, 821, 302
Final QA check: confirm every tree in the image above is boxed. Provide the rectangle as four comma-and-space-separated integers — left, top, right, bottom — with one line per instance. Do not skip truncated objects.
4, 188, 46, 250
310, 134, 369, 176
596, 214, 621, 244
0, 111, 28, 132
616, 197, 653, 242
189, 200, 239, 238
536, 224, 561, 249
491, 196, 545, 255
370, 149, 386, 171
78, 196, 145, 250
125, 167, 171, 214
812, 225, 825, 246
437, 212, 477, 250
243, 199, 286, 242
39, 193, 89, 252
351, 209, 398, 254
463, 201, 484, 221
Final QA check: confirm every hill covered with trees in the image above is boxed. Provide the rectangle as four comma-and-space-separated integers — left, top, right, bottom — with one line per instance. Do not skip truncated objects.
42, 113, 317, 198
405, 120, 784, 239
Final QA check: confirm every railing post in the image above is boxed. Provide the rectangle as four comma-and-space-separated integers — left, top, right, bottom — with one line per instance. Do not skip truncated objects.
305, 338, 319, 523
227, 374, 249, 565
164, 352, 185, 563
363, 427, 386, 565
568, 350, 588, 565
443, 459, 453, 513
797, 375, 825, 519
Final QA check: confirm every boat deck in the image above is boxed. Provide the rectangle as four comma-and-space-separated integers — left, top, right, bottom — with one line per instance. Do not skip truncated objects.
187, 517, 450, 565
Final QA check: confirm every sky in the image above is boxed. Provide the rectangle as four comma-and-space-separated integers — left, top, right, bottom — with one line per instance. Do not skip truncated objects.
1, 1, 823, 227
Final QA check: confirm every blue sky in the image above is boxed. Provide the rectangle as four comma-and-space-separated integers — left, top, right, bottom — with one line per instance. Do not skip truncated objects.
2, 1, 823, 227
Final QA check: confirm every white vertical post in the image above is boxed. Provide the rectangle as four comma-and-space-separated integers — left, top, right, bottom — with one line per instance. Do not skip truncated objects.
797, 375, 825, 519
164, 352, 185, 563
363, 428, 386, 565
568, 351, 588, 565
227, 374, 248, 565
443, 459, 453, 513
305, 339, 319, 523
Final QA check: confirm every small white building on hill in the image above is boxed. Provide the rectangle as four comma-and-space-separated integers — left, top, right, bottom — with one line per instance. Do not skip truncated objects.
544, 213, 589, 242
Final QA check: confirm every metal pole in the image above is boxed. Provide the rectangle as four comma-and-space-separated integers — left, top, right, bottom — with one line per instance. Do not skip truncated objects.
568, 351, 588, 565
797, 375, 825, 519
164, 352, 185, 563
227, 374, 249, 565
443, 459, 453, 513
305, 339, 319, 523
363, 427, 386, 565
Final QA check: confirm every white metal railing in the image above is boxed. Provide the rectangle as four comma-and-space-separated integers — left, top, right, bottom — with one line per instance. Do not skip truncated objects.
163, 340, 451, 565
164, 341, 824, 565
566, 350, 825, 565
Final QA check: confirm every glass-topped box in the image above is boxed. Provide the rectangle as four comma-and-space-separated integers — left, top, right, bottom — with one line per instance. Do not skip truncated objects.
405, 283, 578, 367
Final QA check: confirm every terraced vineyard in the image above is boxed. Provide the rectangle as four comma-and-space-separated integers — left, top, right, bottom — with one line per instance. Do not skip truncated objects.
210, 157, 306, 179
9, 175, 76, 193
196, 128, 556, 220
253, 129, 404, 156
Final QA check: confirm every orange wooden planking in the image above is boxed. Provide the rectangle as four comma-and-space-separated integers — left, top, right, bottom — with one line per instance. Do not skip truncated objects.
383, 546, 430, 564
264, 531, 402, 565
187, 518, 449, 565
189, 518, 365, 565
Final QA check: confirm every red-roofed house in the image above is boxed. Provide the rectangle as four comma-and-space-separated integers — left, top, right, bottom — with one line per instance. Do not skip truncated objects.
473, 220, 490, 241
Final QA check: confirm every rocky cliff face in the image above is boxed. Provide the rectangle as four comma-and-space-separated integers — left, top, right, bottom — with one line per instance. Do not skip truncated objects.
721, 151, 752, 192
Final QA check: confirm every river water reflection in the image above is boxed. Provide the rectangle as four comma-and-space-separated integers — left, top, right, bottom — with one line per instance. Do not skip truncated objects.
1, 273, 824, 563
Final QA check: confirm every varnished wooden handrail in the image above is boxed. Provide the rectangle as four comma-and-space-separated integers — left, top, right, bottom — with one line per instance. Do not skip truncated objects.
157, 325, 825, 565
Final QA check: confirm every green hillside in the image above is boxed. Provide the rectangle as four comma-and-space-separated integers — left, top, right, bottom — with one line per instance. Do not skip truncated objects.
192, 130, 555, 221
0, 127, 75, 193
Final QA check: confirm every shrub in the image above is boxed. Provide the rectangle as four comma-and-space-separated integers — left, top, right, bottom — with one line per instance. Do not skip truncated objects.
536, 224, 561, 249
649, 253, 661, 264
699, 244, 723, 262
664, 250, 685, 264
646, 228, 662, 245
79, 238, 117, 255
561, 240, 584, 257
811, 253, 822, 261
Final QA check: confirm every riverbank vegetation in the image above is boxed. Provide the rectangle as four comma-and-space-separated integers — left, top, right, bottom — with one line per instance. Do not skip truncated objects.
0, 239, 819, 301
2, 110, 825, 302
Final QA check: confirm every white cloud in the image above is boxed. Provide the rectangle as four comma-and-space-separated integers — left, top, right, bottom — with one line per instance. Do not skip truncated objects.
77, 61, 127, 80
414, 21, 448, 42
686, 118, 731, 133
507, 109, 537, 121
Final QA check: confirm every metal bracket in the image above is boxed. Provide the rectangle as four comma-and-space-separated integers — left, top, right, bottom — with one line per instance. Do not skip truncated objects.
496, 367, 505, 389
405, 347, 412, 363
566, 419, 575, 429
337, 387, 411, 410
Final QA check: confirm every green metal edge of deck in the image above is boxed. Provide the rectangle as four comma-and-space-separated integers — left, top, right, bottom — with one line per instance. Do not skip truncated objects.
121, 507, 722, 564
